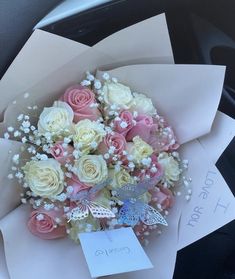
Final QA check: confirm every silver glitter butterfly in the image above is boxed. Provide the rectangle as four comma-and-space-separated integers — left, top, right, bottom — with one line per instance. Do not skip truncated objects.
68, 179, 115, 221
117, 179, 168, 227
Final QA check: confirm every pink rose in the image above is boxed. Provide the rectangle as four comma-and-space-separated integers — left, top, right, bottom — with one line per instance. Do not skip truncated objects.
60, 85, 101, 122
66, 174, 91, 198
126, 114, 157, 142
28, 207, 66, 240
50, 142, 74, 165
148, 125, 179, 153
98, 132, 126, 162
134, 155, 163, 182
113, 111, 134, 136
150, 186, 174, 210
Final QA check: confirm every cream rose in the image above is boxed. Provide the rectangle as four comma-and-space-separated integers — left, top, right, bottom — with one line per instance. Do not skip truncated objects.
108, 168, 134, 189
158, 152, 181, 184
127, 136, 153, 164
23, 158, 64, 198
131, 92, 157, 116
74, 155, 108, 184
102, 81, 133, 109
38, 101, 74, 138
73, 119, 106, 154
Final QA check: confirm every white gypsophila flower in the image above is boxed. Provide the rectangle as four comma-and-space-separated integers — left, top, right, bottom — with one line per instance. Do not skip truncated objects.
21, 137, 27, 143
7, 174, 14, 180
80, 80, 91, 86
102, 73, 110, 80
24, 92, 29, 98
22, 121, 30, 128
27, 146, 36, 154
86, 72, 95, 81
44, 203, 54, 210
94, 80, 102, 89
15, 171, 23, 179
4, 132, 10, 139
55, 193, 67, 202
12, 154, 20, 164
7, 127, 14, 132
23, 128, 30, 134
13, 130, 21, 137
17, 114, 24, 121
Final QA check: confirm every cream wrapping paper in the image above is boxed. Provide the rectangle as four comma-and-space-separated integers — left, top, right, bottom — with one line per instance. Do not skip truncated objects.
0, 13, 234, 279
199, 111, 235, 164
0, 139, 24, 220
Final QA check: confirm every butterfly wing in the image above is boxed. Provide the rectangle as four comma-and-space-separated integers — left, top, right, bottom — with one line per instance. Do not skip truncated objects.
87, 201, 115, 219
116, 183, 142, 200
70, 189, 89, 202
88, 179, 112, 199
68, 204, 89, 221
135, 178, 158, 192
117, 179, 156, 201
140, 204, 168, 226
118, 201, 142, 227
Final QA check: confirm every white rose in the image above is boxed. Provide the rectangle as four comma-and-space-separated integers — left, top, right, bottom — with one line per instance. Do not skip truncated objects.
131, 92, 157, 116
74, 155, 108, 184
158, 152, 181, 184
127, 136, 153, 164
38, 101, 74, 138
23, 158, 64, 198
108, 168, 134, 189
102, 81, 133, 109
73, 119, 106, 154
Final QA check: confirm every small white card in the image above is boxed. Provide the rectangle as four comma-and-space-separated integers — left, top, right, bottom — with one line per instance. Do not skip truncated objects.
79, 227, 153, 278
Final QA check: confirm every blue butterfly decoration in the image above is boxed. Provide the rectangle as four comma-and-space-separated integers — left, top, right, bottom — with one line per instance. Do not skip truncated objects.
117, 179, 168, 227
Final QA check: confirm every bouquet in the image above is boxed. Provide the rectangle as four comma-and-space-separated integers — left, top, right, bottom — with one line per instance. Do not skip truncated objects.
0, 14, 234, 279
5, 71, 190, 245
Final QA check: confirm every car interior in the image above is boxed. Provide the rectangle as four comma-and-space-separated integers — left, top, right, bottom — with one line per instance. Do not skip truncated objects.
1, 1, 234, 278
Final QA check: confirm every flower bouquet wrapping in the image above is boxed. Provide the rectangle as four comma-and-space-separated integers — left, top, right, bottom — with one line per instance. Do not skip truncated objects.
0, 14, 235, 279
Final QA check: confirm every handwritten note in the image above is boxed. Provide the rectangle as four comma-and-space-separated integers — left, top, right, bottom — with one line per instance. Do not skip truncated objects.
178, 140, 235, 250
79, 227, 153, 278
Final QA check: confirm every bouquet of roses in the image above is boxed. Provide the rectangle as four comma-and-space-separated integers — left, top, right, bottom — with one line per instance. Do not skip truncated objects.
0, 14, 234, 279
6, 71, 190, 245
